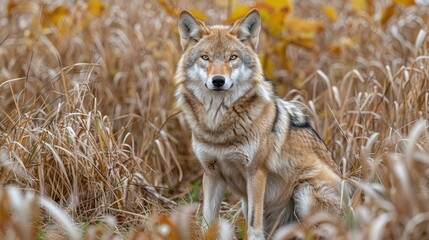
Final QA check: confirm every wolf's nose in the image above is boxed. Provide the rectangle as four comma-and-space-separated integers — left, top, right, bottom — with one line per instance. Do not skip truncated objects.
212, 76, 225, 87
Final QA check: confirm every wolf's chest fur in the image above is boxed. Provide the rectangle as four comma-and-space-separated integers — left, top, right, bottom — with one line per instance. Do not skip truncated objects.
202, 96, 231, 129
179, 85, 269, 143
182, 86, 297, 198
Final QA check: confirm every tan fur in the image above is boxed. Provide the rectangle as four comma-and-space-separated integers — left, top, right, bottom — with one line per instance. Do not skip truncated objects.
175, 9, 342, 239
207, 62, 232, 79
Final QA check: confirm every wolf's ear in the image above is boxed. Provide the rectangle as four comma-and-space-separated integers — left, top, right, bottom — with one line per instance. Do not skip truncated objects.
230, 9, 261, 49
178, 10, 208, 50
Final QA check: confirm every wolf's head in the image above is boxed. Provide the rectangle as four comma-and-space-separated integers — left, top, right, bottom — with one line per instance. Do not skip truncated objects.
176, 9, 269, 103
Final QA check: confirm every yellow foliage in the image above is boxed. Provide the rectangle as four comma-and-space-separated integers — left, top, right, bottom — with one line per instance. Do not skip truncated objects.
229, 0, 292, 25
264, 9, 288, 35
350, 0, 414, 25
156, 0, 207, 21
41, 5, 73, 34
36, 1, 107, 35
329, 37, 355, 54
48, 5, 70, 26
260, 0, 293, 12
351, 0, 374, 15
393, 0, 415, 6
87, 0, 105, 16
380, 4, 396, 25
189, 9, 208, 21
322, 5, 337, 22
284, 17, 324, 50
351, 0, 366, 12
260, 53, 275, 78
227, 5, 252, 22
214, 0, 240, 7
285, 34, 317, 50
284, 17, 324, 35
273, 40, 292, 75
157, 0, 180, 16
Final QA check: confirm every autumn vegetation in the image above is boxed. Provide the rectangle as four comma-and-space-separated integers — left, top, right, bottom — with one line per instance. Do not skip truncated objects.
0, 0, 428, 239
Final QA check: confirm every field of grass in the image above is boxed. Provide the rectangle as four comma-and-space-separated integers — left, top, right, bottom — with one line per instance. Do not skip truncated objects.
1, 0, 429, 239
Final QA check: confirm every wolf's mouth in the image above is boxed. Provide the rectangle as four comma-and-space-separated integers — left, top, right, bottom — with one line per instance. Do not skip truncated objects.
205, 83, 234, 92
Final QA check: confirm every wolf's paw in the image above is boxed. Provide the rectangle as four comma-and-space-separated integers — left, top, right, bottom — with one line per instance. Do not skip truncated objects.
247, 227, 265, 240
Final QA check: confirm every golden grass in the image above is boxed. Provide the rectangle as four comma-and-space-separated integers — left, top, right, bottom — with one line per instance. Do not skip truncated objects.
1, 0, 429, 239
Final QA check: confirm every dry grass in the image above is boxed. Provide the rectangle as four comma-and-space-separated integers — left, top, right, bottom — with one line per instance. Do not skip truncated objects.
0, 0, 429, 239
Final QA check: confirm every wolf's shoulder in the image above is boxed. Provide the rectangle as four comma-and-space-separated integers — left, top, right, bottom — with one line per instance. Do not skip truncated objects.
275, 98, 308, 128
262, 76, 308, 128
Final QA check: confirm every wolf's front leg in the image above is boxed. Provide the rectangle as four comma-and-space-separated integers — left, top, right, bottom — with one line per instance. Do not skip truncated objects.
241, 198, 248, 221
202, 172, 226, 229
247, 169, 267, 240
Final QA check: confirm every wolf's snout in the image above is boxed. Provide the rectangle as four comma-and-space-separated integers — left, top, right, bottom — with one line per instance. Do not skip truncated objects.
212, 76, 225, 88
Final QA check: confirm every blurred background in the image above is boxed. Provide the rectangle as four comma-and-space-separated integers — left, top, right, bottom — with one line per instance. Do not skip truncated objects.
1, 0, 429, 239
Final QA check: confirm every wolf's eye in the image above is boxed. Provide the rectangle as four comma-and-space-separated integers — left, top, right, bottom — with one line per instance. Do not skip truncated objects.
201, 55, 209, 61
229, 55, 238, 61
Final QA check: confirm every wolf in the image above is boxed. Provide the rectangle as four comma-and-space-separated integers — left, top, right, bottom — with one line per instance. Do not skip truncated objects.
175, 9, 342, 239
